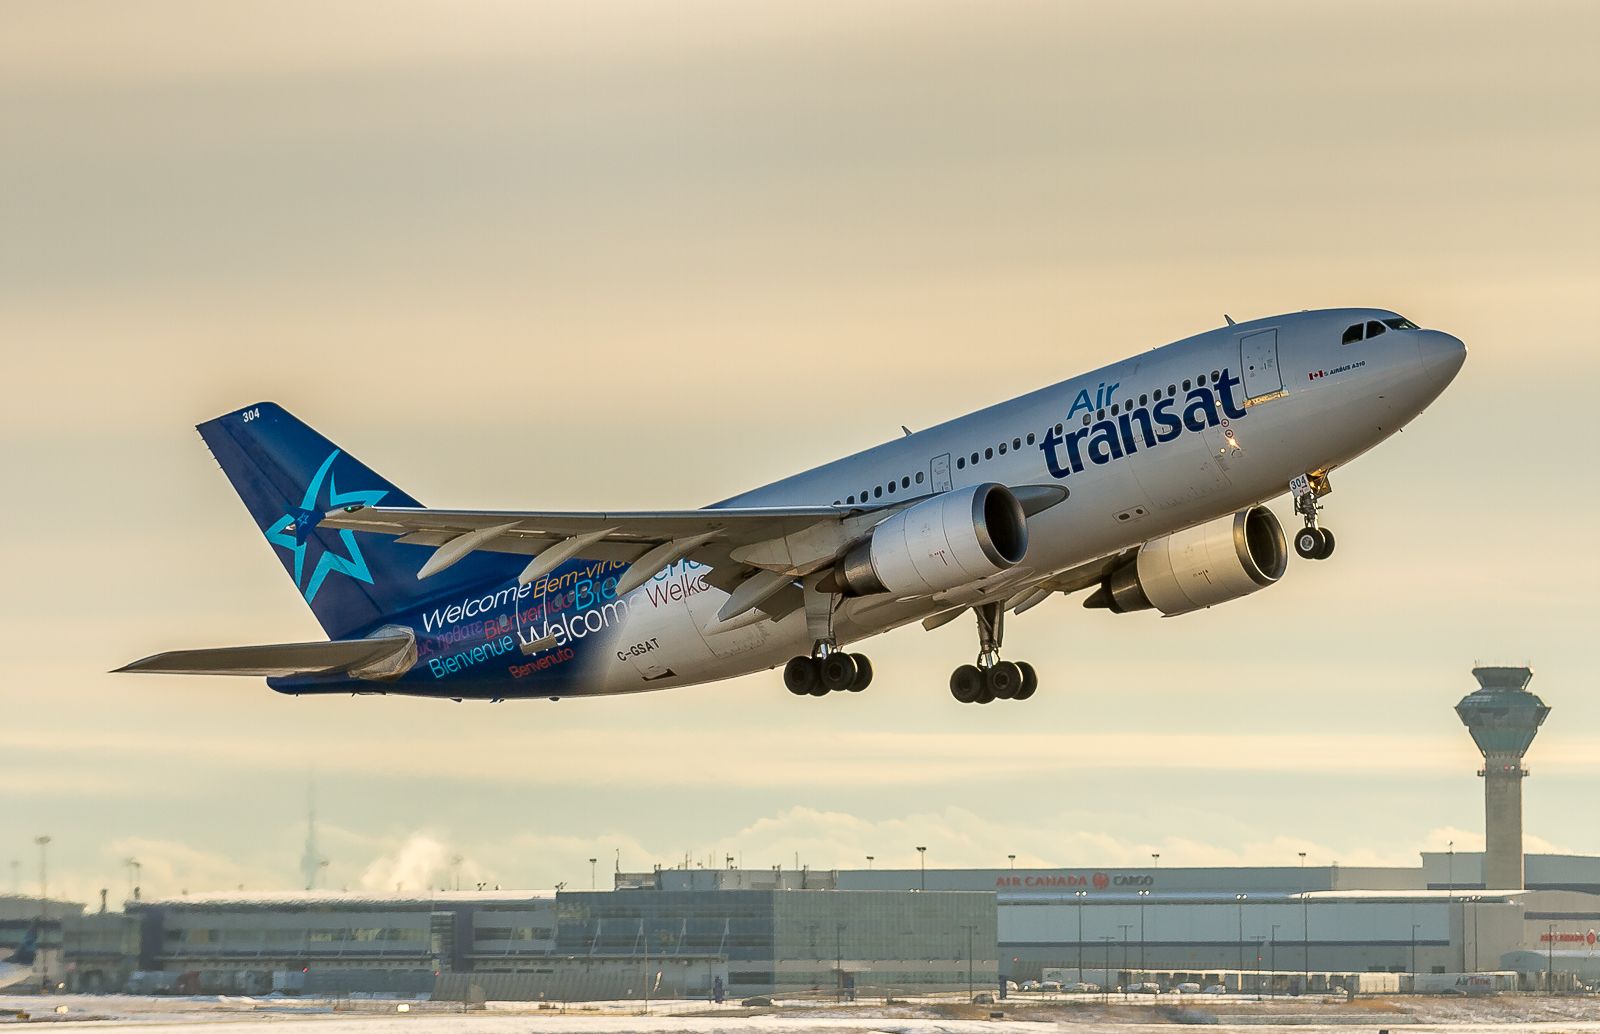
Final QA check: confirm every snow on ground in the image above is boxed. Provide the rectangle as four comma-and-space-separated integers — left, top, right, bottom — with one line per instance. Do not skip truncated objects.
2, 994, 1599, 1034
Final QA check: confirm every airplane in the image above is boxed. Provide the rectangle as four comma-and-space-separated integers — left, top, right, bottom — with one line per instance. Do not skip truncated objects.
0, 924, 39, 990
120, 308, 1465, 704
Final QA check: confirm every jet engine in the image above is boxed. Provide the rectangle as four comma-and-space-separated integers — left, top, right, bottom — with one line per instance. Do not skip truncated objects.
833, 483, 1028, 596
1086, 505, 1288, 616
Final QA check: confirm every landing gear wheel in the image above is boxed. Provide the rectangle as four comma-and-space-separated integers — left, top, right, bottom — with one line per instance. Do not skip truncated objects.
1314, 527, 1336, 560
1014, 661, 1038, 701
846, 654, 873, 691
820, 652, 859, 692
987, 661, 1022, 700
1294, 526, 1326, 560
950, 664, 984, 703
784, 657, 820, 696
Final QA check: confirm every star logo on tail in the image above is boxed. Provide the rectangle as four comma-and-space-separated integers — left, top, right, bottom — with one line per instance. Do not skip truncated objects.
265, 449, 388, 603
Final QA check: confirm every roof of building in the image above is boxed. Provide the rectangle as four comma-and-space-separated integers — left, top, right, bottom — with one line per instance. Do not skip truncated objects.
131, 889, 555, 910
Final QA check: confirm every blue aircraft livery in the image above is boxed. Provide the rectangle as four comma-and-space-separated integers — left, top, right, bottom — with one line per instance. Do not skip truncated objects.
124, 309, 1468, 703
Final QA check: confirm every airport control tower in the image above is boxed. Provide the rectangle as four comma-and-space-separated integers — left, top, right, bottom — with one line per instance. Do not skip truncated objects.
1455, 666, 1549, 890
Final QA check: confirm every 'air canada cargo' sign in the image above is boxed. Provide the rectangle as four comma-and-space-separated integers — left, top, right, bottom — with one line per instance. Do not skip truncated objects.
995, 872, 1156, 889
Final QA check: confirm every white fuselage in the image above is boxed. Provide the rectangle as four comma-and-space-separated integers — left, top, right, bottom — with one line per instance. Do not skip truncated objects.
598, 308, 1465, 690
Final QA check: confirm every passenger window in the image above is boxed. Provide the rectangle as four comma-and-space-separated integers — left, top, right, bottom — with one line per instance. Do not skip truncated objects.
1182, 379, 1191, 391
1212, 370, 1220, 381
998, 443, 1007, 455
1096, 409, 1105, 419
985, 448, 993, 460
915, 471, 924, 484
1055, 423, 1063, 434
1167, 384, 1176, 395
956, 457, 965, 469
1012, 437, 1021, 450
1110, 404, 1119, 416
1342, 323, 1363, 344
874, 486, 882, 498
901, 476, 910, 489
1139, 394, 1148, 406
1197, 374, 1207, 387
1026, 432, 1035, 445
1366, 320, 1386, 338
1082, 415, 1091, 426
847, 495, 855, 504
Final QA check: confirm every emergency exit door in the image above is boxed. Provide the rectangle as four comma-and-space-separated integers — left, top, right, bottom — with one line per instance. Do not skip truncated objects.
1239, 329, 1282, 398
930, 453, 952, 493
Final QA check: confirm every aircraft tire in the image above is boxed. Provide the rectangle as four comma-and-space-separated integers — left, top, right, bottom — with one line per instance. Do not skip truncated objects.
950, 664, 984, 703
846, 654, 873, 691
820, 652, 859, 692
1015, 661, 1038, 700
987, 661, 1022, 700
784, 656, 820, 696
1314, 528, 1336, 560
1294, 526, 1324, 559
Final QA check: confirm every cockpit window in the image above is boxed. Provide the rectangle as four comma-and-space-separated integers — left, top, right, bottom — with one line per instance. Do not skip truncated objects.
1365, 320, 1387, 338
1382, 316, 1418, 330
1342, 323, 1363, 344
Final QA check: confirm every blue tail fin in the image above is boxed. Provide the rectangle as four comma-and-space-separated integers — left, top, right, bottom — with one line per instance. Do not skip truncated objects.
198, 403, 520, 639
8, 924, 38, 966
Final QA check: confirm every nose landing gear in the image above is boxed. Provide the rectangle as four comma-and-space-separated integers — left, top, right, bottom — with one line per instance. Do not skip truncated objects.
949, 603, 1039, 704
1290, 472, 1336, 560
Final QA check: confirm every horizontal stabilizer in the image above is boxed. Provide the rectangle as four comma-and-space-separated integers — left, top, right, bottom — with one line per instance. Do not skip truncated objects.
115, 633, 415, 679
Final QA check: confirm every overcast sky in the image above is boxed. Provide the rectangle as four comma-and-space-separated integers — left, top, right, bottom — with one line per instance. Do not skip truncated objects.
3, 0, 1597, 904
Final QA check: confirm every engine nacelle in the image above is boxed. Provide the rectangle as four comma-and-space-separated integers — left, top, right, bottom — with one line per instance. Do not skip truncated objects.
834, 483, 1028, 596
1088, 505, 1288, 616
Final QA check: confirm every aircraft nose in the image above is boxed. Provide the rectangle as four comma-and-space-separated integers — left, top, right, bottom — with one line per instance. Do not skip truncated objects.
1417, 329, 1467, 383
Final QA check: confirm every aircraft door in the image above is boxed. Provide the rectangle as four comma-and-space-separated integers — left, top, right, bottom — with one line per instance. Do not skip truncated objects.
1240, 329, 1282, 398
930, 453, 952, 493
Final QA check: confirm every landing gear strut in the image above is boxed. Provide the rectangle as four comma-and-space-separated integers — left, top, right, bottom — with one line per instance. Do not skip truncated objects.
784, 579, 873, 697
950, 603, 1038, 704
1290, 472, 1336, 561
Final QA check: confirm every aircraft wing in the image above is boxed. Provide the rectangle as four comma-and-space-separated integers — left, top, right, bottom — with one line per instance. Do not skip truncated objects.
321, 487, 1069, 629
115, 634, 416, 678
318, 502, 878, 626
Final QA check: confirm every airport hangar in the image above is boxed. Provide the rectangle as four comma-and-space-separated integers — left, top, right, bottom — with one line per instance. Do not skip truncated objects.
9, 850, 1596, 999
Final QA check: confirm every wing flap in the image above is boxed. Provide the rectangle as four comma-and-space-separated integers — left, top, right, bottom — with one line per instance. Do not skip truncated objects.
115, 634, 416, 679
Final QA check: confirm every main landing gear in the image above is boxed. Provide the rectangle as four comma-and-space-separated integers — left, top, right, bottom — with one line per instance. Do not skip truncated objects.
785, 578, 873, 696
1290, 472, 1337, 561
950, 603, 1038, 705
784, 646, 873, 696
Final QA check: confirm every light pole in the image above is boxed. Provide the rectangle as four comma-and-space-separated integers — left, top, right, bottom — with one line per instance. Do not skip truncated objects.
1118, 923, 1131, 995
1470, 895, 1481, 972
866, 855, 874, 870
124, 857, 140, 904
1099, 936, 1115, 1001
916, 847, 927, 891
1270, 924, 1280, 997
1298, 852, 1308, 989
35, 836, 51, 992
836, 923, 846, 1003
1253, 936, 1266, 1000
1008, 854, 1016, 871
590, 858, 598, 890
961, 924, 975, 1001
1411, 923, 1419, 976
1547, 922, 1555, 993
451, 855, 463, 892
1137, 889, 1150, 973
1075, 890, 1087, 984
1235, 894, 1247, 974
